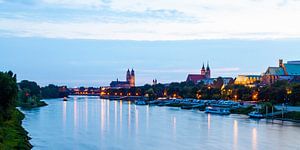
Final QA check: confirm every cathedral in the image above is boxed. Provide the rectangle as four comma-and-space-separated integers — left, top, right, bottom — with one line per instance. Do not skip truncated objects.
186, 63, 211, 84
110, 69, 135, 88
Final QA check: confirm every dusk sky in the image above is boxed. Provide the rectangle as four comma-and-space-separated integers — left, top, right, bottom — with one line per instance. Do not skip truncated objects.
1, 0, 300, 87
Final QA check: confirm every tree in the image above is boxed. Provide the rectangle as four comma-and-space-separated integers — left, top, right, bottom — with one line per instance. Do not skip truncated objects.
290, 84, 300, 105
0, 71, 18, 120
19, 80, 41, 98
41, 84, 60, 98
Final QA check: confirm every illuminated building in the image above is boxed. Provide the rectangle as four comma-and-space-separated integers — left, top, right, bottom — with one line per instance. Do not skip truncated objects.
110, 69, 135, 88
234, 75, 261, 87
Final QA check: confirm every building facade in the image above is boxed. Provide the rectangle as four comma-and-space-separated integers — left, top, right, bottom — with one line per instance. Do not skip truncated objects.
262, 59, 300, 85
186, 63, 211, 84
234, 75, 262, 87
110, 69, 135, 88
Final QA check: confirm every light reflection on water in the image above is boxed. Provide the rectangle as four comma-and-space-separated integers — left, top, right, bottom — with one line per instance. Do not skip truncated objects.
252, 127, 257, 150
21, 96, 300, 150
233, 120, 238, 150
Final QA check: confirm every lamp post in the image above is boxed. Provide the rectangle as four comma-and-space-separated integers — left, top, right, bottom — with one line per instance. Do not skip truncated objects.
285, 88, 292, 111
208, 86, 212, 100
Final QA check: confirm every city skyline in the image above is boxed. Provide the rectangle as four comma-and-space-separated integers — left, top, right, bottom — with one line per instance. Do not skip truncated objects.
1, 0, 300, 87
1, 37, 300, 87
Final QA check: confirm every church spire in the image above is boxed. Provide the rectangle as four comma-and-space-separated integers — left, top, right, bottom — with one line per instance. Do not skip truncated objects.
201, 62, 206, 75
205, 61, 211, 78
206, 61, 210, 71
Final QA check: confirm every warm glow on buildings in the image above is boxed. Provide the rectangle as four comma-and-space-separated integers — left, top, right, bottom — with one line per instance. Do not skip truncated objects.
234, 75, 261, 87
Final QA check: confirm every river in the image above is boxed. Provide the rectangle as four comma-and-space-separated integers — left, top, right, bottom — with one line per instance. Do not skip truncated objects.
21, 96, 300, 150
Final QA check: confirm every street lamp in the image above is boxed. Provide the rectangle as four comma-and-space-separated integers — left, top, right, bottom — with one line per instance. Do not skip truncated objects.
234, 95, 238, 101
286, 88, 292, 105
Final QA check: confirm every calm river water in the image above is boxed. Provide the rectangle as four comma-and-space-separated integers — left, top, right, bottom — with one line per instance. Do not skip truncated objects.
21, 96, 300, 150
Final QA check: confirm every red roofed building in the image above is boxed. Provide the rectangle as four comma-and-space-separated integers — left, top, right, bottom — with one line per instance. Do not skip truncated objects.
186, 63, 211, 84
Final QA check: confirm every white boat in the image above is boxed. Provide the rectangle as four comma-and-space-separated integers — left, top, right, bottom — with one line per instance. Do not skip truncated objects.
248, 111, 264, 118
205, 107, 230, 115
135, 101, 147, 105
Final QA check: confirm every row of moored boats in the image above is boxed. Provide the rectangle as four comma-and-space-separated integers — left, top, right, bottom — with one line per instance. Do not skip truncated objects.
135, 99, 265, 118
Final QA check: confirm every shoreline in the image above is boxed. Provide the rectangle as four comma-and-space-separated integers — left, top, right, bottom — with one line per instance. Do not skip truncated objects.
0, 108, 32, 149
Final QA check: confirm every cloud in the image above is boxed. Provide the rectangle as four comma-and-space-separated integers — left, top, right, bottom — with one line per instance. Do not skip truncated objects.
41, 0, 104, 8
0, 0, 300, 40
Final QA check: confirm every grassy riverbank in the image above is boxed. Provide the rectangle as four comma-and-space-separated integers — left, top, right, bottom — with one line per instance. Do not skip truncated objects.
0, 108, 32, 150
0, 71, 34, 149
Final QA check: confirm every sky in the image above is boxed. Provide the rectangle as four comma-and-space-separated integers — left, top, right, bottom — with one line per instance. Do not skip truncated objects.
0, 0, 300, 87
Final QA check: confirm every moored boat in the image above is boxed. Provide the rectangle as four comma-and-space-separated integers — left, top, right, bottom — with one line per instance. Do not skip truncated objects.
248, 111, 264, 118
205, 106, 230, 115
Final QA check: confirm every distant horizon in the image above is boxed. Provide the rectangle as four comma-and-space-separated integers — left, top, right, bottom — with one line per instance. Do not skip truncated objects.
1, 37, 300, 87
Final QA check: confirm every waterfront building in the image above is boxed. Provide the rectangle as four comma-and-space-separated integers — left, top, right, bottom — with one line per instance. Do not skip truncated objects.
234, 75, 262, 87
262, 59, 300, 85
110, 69, 135, 88
70, 87, 100, 95
186, 63, 211, 84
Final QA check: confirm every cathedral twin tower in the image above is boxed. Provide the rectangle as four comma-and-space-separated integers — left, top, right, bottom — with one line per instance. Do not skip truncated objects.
126, 69, 135, 87
201, 63, 211, 78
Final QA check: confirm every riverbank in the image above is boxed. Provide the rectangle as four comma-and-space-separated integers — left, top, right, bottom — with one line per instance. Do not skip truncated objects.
0, 108, 32, 150
18, 100, 48, 109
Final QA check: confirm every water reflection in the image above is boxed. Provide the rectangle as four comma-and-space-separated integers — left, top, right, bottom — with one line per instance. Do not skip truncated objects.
135, 105, 139, 133
114, 101, 118, 130
207, 113, 211, 130
172, 116, 177, 136
120, 100, 123, 131
85, 97, 88, 129
101, 100, 105, 133
128, 101, 131, 133
252, 128, 257, 150
62, 101, 67, 128
73, 98, 77, 129
146, 105, 149, 129
233, 120, 238, 150
107, 100, 110, 130
21, 97, 300, 150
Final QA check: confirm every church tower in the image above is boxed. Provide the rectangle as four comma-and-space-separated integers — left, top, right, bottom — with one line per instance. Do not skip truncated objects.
201, 63, 206, 75
205, 62, 211, 78
126, 69, 131, 82
130, 69, 135, 87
